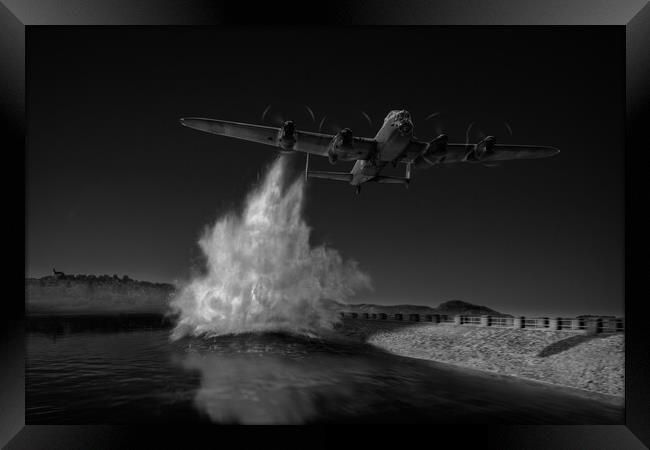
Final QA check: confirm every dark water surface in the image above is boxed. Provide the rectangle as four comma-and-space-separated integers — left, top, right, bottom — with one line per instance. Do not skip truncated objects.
26, 323, 624, 424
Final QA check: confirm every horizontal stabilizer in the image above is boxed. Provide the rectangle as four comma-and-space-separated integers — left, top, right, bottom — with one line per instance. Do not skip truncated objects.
306, 171, 353, 182
370, 175, 410, 185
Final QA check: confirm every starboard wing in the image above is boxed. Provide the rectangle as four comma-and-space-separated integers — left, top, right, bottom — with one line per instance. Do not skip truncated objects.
180, 118, 280, 147
295, 131, 376, 159
180, 117, 375, 159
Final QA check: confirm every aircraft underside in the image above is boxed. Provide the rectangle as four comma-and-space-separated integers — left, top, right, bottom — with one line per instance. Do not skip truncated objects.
179, 109, 559, 194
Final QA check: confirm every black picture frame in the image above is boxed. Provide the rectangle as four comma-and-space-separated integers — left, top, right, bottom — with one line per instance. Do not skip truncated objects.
3, 0, 648, 447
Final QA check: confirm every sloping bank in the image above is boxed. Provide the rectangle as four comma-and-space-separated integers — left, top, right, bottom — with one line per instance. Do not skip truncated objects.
338, 320, 624, 398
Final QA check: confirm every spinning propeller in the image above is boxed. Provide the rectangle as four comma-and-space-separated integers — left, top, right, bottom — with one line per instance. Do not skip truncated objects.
425, 111, 446, 136
260, 104, 317, 128
317, 110, 374, 135
463, 119, 515, 168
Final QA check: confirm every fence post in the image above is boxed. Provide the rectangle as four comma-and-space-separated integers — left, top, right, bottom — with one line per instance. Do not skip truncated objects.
571, 318, 582, 331
585, 318, 600, 335
454, 315, 462, 326
616, 318, 624, 332
480, 315, 489, 327
549, 317, 559, 331
513, 316, 524, 329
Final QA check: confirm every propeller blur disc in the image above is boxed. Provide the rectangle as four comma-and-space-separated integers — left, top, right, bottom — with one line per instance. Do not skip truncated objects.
361, 111, 373, 127
317, 116, 327, 133
261, 104, 272, 123
464, 121, 475, 147
305, 105, 316, 124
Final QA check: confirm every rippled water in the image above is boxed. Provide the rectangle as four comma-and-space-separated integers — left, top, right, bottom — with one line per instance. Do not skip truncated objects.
26, 327, 624, 424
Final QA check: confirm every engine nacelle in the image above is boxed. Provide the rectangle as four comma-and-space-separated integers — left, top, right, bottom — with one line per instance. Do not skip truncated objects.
413, 134, 448, 169
278, 121, 297, 153
327, 128, 354, 164
472, 135, 496, 160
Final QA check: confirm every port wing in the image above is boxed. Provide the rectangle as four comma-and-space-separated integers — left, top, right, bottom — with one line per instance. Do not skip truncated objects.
399, 139, 560, 165
443, 143, 560, 163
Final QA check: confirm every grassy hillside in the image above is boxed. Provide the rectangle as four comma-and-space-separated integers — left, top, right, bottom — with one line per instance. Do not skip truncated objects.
26, 275, 175, 315
345, 300, 511, 317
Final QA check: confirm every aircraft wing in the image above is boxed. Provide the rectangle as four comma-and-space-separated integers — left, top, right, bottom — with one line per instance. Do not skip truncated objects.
400, 139, 559, 165
180, 118, 280, 147
294, 130, 376, 159
399, 140, 429, 162
445, 143, 560, 163
180, 118, 375, 159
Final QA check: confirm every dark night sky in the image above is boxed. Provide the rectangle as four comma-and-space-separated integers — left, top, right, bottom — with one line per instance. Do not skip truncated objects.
26, 26, 624, 317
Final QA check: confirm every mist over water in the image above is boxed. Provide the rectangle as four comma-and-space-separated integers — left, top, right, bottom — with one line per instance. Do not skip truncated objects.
170, 156, 370, 339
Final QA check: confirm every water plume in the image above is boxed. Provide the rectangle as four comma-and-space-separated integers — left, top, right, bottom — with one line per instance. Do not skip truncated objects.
170, 156, 370, 339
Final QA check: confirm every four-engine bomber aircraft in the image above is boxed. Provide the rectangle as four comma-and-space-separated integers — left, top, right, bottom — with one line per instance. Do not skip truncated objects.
180, 110, 559, 194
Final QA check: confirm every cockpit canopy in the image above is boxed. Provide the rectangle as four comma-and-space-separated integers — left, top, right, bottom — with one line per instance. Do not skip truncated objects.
384, 110, 411, 123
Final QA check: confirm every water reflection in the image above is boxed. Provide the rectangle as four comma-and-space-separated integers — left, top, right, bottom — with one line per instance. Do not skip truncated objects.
26, 328, 624, 424
174, 332, 624, 425
176, 334, 367, 424
182, 353, 346, 423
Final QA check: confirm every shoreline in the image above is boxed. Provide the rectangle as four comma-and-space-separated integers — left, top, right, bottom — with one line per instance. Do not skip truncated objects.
337, 319, 624, 400
378, 345, 624, 406
25, 313, 624, 402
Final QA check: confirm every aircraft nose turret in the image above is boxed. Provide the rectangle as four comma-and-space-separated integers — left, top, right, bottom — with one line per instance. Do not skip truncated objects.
398, 120, 413, 135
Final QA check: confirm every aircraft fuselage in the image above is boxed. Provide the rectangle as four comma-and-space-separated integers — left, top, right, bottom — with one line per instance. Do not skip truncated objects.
350, 110, 414, 186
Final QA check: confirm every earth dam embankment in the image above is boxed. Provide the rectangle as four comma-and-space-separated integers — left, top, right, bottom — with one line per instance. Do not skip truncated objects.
338, 319, 624, 399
